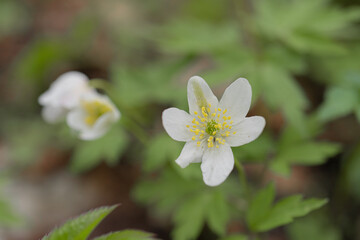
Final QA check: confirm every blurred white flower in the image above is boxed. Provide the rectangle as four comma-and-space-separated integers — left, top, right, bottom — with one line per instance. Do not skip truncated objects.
38, 71, 94, 123
162, 76, 265, 186
67, 91, 120, 140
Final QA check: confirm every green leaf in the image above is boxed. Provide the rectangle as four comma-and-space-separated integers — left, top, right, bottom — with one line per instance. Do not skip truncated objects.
111, 60, 186, 106
218, 235, 248, 240
246, 183, 275, 229
43, 205, 117, 240
14, 39, 68, 85
255, 196, 328, 231
70, 126, 128, 172
317, 86, 358, 122
248, 188, 328, 232
158, 19, 239, 54
206, 191, 231, 236
287, 212, 341, 240
260, 63, 308, 133
343, 143, 360, 201
172, 193, 209, 240
233, 132, 276, 163
254, 0, 360, 54
133, 168, 203, 218
144, 134, 182, 172
271, 141, 341, 175
94, 230, 155, 240
0, 198, 22, 227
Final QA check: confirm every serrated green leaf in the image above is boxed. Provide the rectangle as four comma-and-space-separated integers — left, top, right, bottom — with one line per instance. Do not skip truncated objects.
317, 87, 358, 122
70, 125, 128, 172
254, 0, 360, 54
207, 191, 230, 236
94, 230, 155, 240
271, 141, 341, 175
250, 195, 327, 232
43, 205, 117, 240
247, 183, 275, 230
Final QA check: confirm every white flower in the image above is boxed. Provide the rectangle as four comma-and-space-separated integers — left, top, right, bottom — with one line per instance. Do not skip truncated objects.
67, 91, 120, 140
162, 76, 265, 186
38, 71, 94, 123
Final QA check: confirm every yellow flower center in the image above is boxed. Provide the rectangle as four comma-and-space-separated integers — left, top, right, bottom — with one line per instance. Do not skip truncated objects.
186, 103, 237, 148
82, 100, 112, 126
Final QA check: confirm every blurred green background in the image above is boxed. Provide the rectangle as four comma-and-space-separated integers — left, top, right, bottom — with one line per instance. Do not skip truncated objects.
0, 0, 360, 239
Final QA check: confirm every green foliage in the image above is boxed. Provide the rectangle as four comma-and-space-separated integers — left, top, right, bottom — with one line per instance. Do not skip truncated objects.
158, 19, 239, 54
218, 235, 248, 240
14, 39, 69, 86
0, 198, 22, 227
287, 212, 341, 240
317, 86, 359, 122
232, 132, 275, 163
133, 168, 235, 240
110, 60, 187, 107
3, 118, 55, 166
43, 205, 116, 240
270, 124, 341, 176
342, 143, 360, 201
246, 183, 328, 232
172, 190, 231, 240
70, 125, 129, 172
93, 230, 154, 240
0, 0, 30, 37
143, 134, 182, 172
254, 0, 360, 54
14, 13, 98, 86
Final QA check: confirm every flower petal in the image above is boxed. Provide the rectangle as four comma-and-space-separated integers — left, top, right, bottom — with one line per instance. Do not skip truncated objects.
226, 116, 265, 147
41, 106, 67, 123
162, 107, 194, 142
175, 141, 204, 168
187, 76, 218, 116
201, 143, 234, 186
66, 108, 88, 132
79, 113, 113, 140
38, 71, 91, 109
219, 78, 252, 123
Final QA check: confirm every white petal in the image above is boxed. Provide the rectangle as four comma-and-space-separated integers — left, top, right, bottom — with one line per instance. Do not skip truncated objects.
187, 76, 218, 116
201, 144, 234, 186
79, 113, 112, 140
41, 106, 67, 123
66, 109, 88, 132
219, 78, 252, 123
162, 107, 194, 142
175, 141, 205, 168
226, 116, 265, 147
38, 71, 91, 109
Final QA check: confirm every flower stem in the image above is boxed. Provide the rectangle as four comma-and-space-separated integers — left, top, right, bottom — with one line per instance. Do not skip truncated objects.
234, 157, 250, 200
